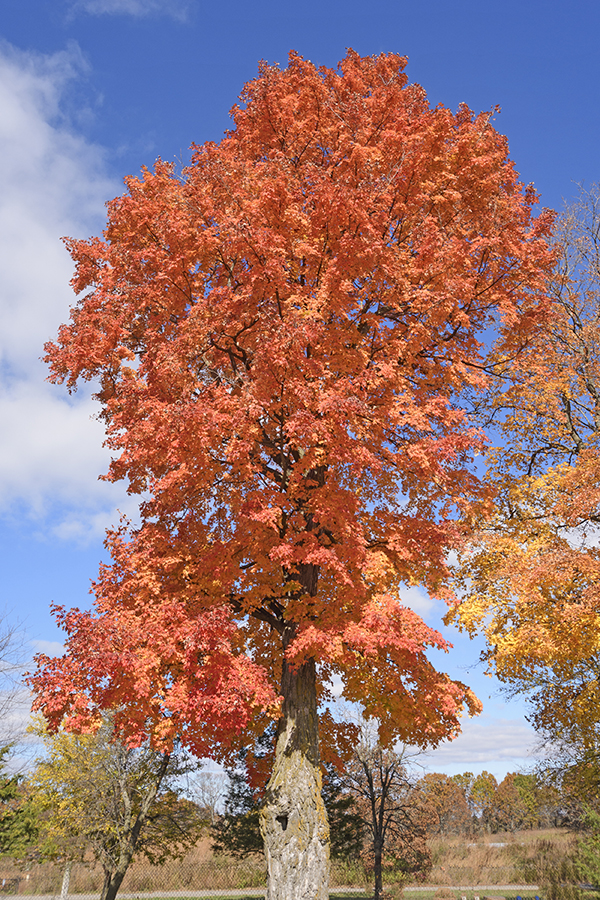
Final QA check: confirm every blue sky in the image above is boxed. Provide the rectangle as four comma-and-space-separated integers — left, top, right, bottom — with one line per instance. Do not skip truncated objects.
1, 0, 598, 777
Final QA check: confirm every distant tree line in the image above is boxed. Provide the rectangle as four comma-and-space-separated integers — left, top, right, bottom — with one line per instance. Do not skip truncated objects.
417, 770, 576, 835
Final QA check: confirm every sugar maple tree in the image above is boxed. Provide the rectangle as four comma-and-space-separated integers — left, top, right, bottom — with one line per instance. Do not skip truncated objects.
29, 51, 553, 899
451, 185, 600, 772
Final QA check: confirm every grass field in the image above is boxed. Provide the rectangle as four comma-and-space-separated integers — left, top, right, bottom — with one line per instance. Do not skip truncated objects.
0, 828, 572, 897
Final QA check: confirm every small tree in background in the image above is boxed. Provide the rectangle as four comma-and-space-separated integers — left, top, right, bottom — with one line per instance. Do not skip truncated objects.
211, 767, 263, 859
574, 807, 600, 890
210, 728, 271, 859
0, 614, 29, 748
339, 737, 430, 900
415, 772, 471, 836
0, 615, 37, 861
0, 747, 37, 859
29, 719, 206, 900
186, 768, 226, 826
469, 771, 499, 826
321, 763, 363, 864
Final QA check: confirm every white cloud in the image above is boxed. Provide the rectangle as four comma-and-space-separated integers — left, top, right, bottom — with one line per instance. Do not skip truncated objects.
0, 42, 131, 539
68, 0, 190, 19
0, 383, 116, 512
29, 639, 65, 656
398, 584, 437, 618
0, 43, 111, 370
418, 716, 538, 777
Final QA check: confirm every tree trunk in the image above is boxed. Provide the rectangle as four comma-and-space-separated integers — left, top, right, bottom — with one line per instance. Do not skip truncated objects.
98, 752, 170, 900
100, 870, 111, 900
260, 628, 330, 900
99, 865, 129, 900
373, 840, 384, 900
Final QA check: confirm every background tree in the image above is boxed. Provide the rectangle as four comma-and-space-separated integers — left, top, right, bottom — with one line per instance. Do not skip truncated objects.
415, 772, 471, 836
210, 767, 263, 859
210, 727, 272, 859
513, 773, 544, 829
0, 747, 37, 859
320, 763, 363, 864
482, 773, 538, 833
573, 807, 600, 890
451, 771, 475, 809
451, 184, 600, 785
469, 771, 499, 825
0, 616, 37, 860
30, 50, 553, 899
29, 719, 205, 900
0, 613, 28, 748
186, 768, 226, 826
339, 737, 430, 900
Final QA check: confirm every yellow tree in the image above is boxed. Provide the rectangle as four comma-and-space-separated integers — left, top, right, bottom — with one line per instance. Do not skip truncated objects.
29, 720, 205, 900
469, 771, 498, 822
451, 184, 600, 781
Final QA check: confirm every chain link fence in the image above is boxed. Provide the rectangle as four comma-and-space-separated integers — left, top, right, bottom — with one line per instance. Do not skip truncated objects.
0, 856, 376, 898
0, 857, 265, 898
0, 854, 539, 899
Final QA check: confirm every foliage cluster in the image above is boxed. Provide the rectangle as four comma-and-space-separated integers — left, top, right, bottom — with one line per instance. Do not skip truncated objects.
25, 720, 207, 900
0, 748, 37, 859
451, 184, 600, 800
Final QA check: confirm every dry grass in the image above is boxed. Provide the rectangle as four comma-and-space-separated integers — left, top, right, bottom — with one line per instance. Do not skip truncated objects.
0, 828, 576, 895
427, 828, 574, 886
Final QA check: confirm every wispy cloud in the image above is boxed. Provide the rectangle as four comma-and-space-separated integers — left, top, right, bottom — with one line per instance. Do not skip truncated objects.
418, 716, 539, 777
0, 42, 132, 541
68, 0, 190, 20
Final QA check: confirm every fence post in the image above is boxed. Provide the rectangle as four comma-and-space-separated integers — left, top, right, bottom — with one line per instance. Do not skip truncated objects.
61, 861, 73, 899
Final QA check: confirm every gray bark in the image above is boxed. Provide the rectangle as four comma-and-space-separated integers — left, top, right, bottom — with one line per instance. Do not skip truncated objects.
98, 752, 171, 900
260, 629, 330, 900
